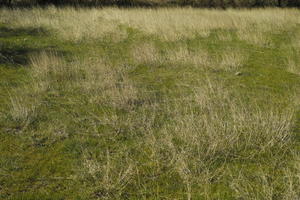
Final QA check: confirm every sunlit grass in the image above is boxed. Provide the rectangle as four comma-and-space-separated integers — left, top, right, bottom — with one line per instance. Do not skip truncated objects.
0, 7, 300, 200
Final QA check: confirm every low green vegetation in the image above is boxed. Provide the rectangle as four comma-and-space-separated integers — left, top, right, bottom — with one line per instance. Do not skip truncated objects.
0, 7, 300, 200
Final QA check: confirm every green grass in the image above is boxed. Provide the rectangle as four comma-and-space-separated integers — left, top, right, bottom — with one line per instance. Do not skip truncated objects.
0, 7, 300, 200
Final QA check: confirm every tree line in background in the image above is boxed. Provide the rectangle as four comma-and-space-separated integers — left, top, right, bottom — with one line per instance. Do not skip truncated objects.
1, 0, 300, 8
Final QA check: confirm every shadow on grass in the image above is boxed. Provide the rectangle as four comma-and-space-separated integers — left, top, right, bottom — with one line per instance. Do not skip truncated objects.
0, 26, 65, 67
0, 45, 41, 66
0, 26, 48, 38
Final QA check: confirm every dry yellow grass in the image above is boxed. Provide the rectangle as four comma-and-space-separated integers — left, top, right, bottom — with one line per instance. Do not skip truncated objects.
103, 77, 296, 199
131, 42, 161, 64
1, 7, 299, 41
28, 51, 294, 167
132, 42, 211, 67
166, 45, 211, 67
30, 51, 138, 109
8, 51, 138, 127
8, 95, 36, 123
219, 50, 245, 71
132, 43, 245, 71
217, 31, 233, 41
287, 58, 300, 75
237, 29, 272, 46
0, 7, 122, 41
102, 8, 300, 41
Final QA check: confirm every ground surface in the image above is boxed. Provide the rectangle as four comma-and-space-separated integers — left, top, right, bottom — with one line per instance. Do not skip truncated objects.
0, 7, 300, 200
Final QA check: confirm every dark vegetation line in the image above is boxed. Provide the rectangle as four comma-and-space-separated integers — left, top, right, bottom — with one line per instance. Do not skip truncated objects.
1, 0, 300, 8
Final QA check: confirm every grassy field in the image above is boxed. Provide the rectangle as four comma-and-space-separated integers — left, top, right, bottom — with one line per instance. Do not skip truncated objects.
0, 7, 300, 200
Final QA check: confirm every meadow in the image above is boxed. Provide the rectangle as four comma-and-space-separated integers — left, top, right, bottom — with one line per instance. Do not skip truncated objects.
0, 7, 300, 199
